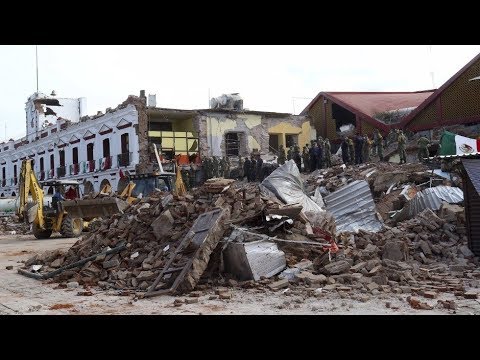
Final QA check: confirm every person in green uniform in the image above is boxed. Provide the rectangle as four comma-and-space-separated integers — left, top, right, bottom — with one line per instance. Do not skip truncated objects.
374, 129, 383, 161
324, 138, 332, 168
302, 145, 310, 172
397, 130, 407, 164
278, 145, 286, 165
417, 136, 430, 162
212, 156, 219, 178
348, 137, 355, 165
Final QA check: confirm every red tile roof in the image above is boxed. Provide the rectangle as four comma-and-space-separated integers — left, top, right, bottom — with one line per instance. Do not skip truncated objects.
324, 91, 435, 117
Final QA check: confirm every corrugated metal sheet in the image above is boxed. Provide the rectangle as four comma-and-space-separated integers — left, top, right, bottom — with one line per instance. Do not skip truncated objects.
462, 159, 480, 256
324, 180, 383, 233
462, 159, 480, 196
465, 179, 480, 256
427, 152, 480, 160
393, 186, 464, 222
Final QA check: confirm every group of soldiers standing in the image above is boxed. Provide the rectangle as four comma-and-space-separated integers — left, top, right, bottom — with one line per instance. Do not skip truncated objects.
184, 128, 430, 189
202, 156, 232, 180
276, 137, 333, 173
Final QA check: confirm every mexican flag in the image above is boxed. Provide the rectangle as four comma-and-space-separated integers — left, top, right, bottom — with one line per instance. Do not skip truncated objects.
440, 131, 480, 156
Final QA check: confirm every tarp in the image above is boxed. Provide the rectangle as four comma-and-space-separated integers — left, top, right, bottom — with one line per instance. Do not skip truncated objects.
261, 160, 324, 215
324, 180, 383, 233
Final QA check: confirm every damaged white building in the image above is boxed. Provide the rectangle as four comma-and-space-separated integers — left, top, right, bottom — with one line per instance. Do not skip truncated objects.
0, 91, 313, 197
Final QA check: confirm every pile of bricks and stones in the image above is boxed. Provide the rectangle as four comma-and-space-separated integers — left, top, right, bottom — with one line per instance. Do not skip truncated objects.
21, 163, 479, 308
0, 215, 30, 235
21, 178, 318, 294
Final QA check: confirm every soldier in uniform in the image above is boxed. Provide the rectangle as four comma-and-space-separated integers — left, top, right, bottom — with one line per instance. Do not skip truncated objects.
309, 141, 316, 171
243, 156, 251, 182
302, 145, 310, 172
348, 137, 355, 165
417, 135, 431, 162
256, 154, 263, 181
341, 136, 350, 165
278, 145, 286, 165
324, 138, 332, 168
189, 164, 195, 188
293, 144, 302, 171
238, 156, 245, 180
212, 156, 219, 178
397, 130, 407, 164
224, 157, 231, 178
287, 146, 293, 161
317, 136, 324, 169
374, 129, 383, 161
354, 133, 364, 164
363, 134, 372, 163
181, 167, 190, 191
249, 155, 257, 182
203, 157, 211, 180
219, 157, 226, 178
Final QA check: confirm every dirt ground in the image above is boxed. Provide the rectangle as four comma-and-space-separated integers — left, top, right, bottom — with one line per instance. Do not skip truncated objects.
1, 234, 479, 315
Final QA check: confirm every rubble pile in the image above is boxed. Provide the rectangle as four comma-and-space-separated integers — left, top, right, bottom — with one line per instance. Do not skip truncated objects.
281, 205, 479, 299
21, 179, 317, 293
19, 160, 479, 305
0, 216, 30, 235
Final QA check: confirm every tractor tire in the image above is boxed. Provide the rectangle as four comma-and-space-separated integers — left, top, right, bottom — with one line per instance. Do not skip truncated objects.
60, 215, 84, 238
86, 219, 102, 233
32, 222, 52, 239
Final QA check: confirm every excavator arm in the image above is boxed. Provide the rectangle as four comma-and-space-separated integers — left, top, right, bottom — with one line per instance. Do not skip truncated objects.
17, 159, 46, 230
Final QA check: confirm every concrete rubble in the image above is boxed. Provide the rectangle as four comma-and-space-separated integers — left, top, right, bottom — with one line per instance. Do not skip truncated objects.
0, 216, 30, 235
18, 161, 479, 307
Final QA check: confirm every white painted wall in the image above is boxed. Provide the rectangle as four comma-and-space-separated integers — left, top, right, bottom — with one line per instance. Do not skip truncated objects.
0, 103, 140, 196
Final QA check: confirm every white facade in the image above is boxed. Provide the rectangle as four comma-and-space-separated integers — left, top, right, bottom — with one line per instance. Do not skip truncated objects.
0, 93, 140, 197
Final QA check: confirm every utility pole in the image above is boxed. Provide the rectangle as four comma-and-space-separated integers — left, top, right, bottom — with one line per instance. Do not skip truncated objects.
36, 45, 39, 93
427, 45, 435, 88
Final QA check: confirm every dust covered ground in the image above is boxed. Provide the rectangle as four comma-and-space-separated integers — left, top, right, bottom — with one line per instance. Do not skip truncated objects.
1, 234, 479, 315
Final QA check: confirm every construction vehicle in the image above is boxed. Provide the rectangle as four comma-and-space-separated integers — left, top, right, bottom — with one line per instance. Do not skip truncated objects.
118, 143, 185, 202
16, 159, 128, 239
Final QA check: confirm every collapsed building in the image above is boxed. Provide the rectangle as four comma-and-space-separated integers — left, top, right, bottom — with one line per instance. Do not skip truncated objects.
0, 91, 314, 198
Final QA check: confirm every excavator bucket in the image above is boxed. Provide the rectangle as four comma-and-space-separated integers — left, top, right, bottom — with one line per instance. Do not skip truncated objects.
59, 197, 129, 219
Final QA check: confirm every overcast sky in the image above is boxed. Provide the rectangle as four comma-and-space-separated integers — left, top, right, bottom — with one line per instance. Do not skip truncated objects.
0, 45, 479, 141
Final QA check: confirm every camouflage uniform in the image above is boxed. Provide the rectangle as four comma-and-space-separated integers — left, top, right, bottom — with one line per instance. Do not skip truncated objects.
224, 157, 231, 178
238, 156, 245, 179
302, 146, 310, 172
287, 147, 293, 161
398, 131, 407, 164
212, 156, 219, 178
219, 157, 226, 178
324, 138, 332, 168
374, 129, 383, 160
278, 145, 286, 165
348, 138, 355, 165
181, 168, 190, 190
417, 136, 430, 162
363, 135, 372, 163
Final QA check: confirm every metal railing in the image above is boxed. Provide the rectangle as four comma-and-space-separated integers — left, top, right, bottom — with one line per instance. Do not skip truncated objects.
57, 166, 66, 178
69, 163, 80, 175
99, 156, 113, 171
117, 152, 132, 167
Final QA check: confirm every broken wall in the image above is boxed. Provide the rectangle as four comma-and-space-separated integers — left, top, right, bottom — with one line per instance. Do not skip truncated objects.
266, 116, 313, 150
197, 112, 267, 157
124, 96, 150, 175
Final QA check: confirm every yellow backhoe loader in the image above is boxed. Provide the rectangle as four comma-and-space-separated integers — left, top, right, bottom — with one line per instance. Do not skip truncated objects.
16, 159, 128, 239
